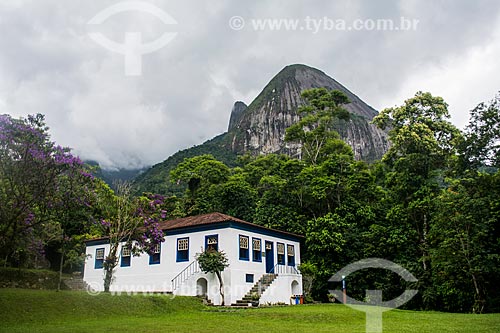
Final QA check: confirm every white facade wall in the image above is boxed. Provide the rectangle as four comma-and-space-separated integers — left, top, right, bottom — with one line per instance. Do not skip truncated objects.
259, 274, 303, 305
221, 227, 302, 305
83, 224, 302, 306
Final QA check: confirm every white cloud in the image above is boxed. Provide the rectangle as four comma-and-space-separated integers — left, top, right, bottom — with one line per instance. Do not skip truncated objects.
375, 15, 500, 129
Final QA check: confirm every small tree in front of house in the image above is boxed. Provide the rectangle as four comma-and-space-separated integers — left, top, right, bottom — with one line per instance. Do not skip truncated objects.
95, 181, 166, 292
196, 249, 229, 305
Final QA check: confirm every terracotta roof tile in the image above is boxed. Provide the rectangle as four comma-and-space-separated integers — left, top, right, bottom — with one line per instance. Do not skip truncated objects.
158, 212, 245, 230
158, 212, 303, 238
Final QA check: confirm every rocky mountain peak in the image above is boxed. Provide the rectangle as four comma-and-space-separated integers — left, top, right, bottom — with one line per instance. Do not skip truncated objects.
227, 64, 389, 161
228, 101, 248, 131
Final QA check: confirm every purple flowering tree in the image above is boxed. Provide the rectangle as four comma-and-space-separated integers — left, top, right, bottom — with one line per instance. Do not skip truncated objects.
0, 113, 95, 267
94, 181, 166, 292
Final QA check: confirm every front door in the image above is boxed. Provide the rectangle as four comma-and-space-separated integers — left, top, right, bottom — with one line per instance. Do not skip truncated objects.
265, 241, 274, 273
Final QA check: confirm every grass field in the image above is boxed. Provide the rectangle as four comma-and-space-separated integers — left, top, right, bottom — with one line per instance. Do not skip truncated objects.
1, 289, 499, 332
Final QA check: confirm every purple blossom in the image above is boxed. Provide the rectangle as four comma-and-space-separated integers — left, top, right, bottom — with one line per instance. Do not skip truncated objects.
100, 218, 111, 228
27, 239, 45, 256
28, 147, 47, 161
24, 213, 35, 226
52, 145, 83, 166
79, 170, 95, 180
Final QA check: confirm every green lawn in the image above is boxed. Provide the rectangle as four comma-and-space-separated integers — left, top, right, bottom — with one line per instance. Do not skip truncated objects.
1, 289, 499, 332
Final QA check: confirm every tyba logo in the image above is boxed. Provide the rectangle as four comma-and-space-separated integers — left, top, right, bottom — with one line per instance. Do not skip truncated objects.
88, 1, 177, 76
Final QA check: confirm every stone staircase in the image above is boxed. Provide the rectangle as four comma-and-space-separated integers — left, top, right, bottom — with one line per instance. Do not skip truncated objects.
231, 274, 277, 307
63, 276, 90, 291
197, 295, 214, 306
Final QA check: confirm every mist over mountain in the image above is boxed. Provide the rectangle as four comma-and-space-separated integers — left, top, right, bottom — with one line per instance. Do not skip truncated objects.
86, 160, 147, 189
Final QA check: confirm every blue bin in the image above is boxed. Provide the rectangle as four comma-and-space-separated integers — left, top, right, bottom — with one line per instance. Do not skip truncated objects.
295, 295, 299, 304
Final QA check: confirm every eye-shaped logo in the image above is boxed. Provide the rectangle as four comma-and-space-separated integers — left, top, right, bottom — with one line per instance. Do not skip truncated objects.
88, 1, 178, 76
329, 258, 418, 333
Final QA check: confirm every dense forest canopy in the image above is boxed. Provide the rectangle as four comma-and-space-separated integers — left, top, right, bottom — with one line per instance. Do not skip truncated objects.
1, 90, 499, 313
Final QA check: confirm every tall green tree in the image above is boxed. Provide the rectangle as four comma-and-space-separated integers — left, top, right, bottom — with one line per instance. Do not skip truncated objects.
429, 94, 500, 313
170, 154, 230, 215
209, 173, 257, 222
459, 93, 500, 171
285, 88, 351, 165
0, 114, 94, 267
244, 155, 307, 234
430, 174, 500, 313
373, 91, 462, 309
170, 154, 230, 194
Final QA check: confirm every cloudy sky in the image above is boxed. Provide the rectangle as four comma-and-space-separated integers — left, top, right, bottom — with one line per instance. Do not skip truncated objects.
1, 0, 500, 170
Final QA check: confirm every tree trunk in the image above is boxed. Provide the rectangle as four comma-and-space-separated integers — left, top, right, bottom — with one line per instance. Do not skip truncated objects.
422, 214, 428, 271
57, 245, 65, 292
103, 245, 118, 293
215, 270, 225, 306
470, 273, 485, 313
458, 233, 486, 314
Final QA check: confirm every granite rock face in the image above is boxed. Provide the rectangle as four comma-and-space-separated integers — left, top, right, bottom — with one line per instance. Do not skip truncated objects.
226, 64, 389, 161
228, 101, 248, 132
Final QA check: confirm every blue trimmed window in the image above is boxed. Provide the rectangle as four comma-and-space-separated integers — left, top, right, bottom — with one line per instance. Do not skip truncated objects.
239, 235, 249, 260
277, 242, 285, 265
252, 238, 262, 262
120, 246, 131, 267
287, 244, 295, 266
205, 235, 218, 252
176, 237, 189, 262
246, 274, 254, 283
94, 248, 104, 269
149, 243, 161, 265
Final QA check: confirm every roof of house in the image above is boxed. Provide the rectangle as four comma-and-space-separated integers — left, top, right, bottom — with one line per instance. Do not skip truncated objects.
85, 212, 303, 244
157, 212, 303, 239
158, 212, 244, 230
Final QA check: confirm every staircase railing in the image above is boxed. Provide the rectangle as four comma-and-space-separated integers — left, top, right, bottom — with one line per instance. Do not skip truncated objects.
171, 260, 200, 291
270, 263, 300, 275
232, 273, 278, 305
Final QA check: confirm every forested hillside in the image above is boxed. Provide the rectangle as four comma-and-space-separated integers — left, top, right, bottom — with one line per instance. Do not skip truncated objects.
132, 134, 238, 196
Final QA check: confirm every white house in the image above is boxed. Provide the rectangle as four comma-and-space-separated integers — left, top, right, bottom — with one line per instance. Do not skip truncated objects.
83, 212, 303, 306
